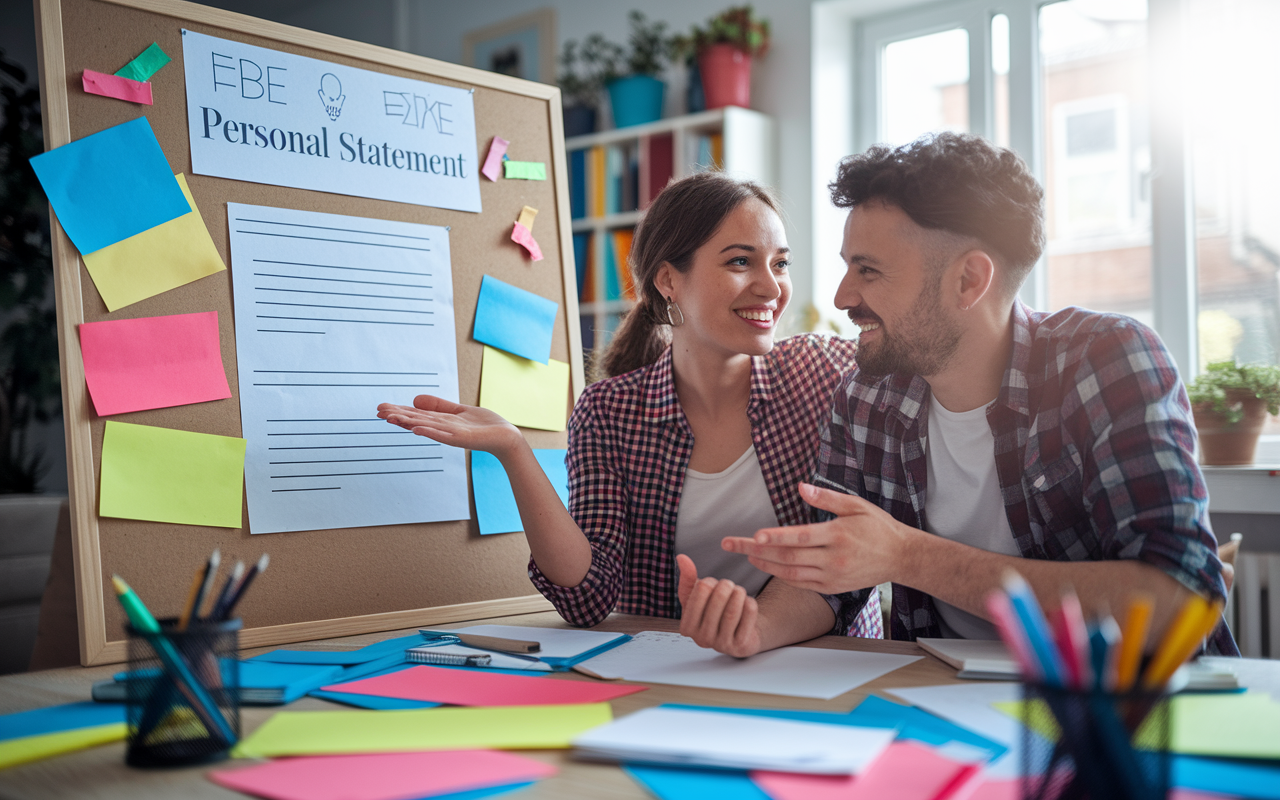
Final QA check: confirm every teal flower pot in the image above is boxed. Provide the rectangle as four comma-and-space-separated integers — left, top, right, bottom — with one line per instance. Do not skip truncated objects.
608, 75, 665, 128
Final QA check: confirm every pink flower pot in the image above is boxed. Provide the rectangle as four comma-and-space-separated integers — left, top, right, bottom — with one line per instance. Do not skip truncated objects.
698, 44, 752, 110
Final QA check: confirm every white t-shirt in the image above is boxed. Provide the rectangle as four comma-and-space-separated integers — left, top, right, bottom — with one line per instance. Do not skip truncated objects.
924, 394, 1023, 639
674, 445, 776, 597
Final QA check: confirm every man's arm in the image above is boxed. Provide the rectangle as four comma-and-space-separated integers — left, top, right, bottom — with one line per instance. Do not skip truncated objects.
723, 483, 1188, 651
676, 554, 835, 657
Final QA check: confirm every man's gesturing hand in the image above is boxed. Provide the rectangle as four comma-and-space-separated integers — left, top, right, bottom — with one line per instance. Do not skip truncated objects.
675, 554, 763, 658
720, 483, 914, 594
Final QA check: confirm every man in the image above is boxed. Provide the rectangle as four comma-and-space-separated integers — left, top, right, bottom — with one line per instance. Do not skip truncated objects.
722, 132, 1237, 654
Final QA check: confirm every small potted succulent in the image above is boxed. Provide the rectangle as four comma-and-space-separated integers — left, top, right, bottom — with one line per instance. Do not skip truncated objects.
604, 12, 676, 128
557, 35, 621, 137
675, 6, 771, 111
1188, 361, 1280, 465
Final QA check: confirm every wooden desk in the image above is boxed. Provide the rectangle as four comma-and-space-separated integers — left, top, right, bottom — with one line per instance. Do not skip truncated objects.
0, 612, 960, 799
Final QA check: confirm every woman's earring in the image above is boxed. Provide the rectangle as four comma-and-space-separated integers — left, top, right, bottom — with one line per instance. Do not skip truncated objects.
665, 297, 684, 327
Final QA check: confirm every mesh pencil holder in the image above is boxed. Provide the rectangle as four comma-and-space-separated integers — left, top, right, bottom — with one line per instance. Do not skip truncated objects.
124, 617, 241, 768
1020, 682, 1170, 800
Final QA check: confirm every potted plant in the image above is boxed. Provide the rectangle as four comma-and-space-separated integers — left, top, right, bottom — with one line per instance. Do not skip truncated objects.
557, 35, 621, 137
1188, 361, 1280, 466
675, 6, 771, 111
604, 12, 675, 128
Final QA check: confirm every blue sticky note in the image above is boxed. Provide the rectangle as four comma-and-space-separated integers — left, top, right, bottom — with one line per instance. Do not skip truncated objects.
471, 449, 568, 535
0, 701, 126, 743
29, 117, 190, 255
1174, 755, 1280, 799
624, 765, 769, 800
473, 275, 558, 364
309, 690, 441, 710
249, 634, 422, 665
421, 782, 536, 800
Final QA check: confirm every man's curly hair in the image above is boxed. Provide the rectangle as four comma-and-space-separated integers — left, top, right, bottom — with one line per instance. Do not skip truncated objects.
830, 132, 1045, 294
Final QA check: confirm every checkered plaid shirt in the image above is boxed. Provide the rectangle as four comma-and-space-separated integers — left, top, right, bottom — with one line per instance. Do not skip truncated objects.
814, 301, 1238, 655
529, 333, 884, 638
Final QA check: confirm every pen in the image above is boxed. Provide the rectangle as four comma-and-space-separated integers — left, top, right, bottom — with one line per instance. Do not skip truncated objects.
178, 549, 219, 631
206, 560, 244, 622
1143, 596, 1224, 689
1002, 571, 1063, 686
985, 590, 1040, 680
1087, 614, 1120, 691
419, 630, 542, 655
218, 553, 268, 621
1053, 588, 1090, 690
1114, 592, 1154, 691
112, 576, 235, 745
1141, 594, 1208, 690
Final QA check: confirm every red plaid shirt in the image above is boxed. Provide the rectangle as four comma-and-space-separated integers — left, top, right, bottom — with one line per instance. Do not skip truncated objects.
529, 333, 884, 638
815, 302, 1238, 655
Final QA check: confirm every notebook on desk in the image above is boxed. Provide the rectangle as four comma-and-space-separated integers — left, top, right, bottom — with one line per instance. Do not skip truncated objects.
413, 625, 631, 672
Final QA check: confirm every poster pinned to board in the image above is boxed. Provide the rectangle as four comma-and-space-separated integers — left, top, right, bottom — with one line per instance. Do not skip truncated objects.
182, 29, 481, 213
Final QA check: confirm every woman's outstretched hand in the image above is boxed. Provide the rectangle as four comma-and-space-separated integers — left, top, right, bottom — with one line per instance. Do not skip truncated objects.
377, 394, 523, 456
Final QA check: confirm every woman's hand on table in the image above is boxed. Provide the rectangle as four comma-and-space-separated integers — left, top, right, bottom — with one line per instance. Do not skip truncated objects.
676, 554, 764, 658
378, 394, 524, 458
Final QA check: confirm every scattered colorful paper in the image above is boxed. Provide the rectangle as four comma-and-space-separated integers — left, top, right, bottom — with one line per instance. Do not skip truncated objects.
482, 136, 510, 181
0, 723, 126, 770
517, 205, 538, 231
751, 741, 983, 800
478, 346, 568, 432
503, 161, 546, 180
82, 70, 152, 104
471, 449, 568, 535
473, 275, 557, 363
115, 42, 171, 82
322, 664, 645, 706
0, 702, 125, 743
511, 222, 543, 261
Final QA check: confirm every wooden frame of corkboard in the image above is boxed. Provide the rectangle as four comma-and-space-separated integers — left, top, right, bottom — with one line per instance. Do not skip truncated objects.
34, 0, 581, 666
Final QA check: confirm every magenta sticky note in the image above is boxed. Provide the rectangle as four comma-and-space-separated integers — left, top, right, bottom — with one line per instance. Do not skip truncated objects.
752, 741, 980, 800
81, 70, 153, 105
323, 664, 646, 707
482, 136, 510, 181
78, 311, 231, 416
209, 750, 556, 800
511, 221, 543, 261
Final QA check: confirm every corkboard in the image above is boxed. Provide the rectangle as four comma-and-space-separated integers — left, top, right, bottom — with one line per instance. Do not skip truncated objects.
34, 0, 582, 665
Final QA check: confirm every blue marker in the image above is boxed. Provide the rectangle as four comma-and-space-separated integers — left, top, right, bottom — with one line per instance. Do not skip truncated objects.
1001, 571, 1063, 687
1088, 614, 1122, 691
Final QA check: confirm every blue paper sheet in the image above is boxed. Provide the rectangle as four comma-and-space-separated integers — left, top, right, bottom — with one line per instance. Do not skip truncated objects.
1174, 755, 1280, 799
28, 117, 190, 255
0, 701, 125, 743
472, 275, 558, 364
308, 690, 441, 710
249, 634, 422, 665
424, 781, 536, 800
471, 449, 568, 535
624, 765, 769, 800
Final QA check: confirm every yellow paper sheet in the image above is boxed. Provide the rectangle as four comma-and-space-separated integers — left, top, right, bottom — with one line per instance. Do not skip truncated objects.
517, 205, 538, 231
99, 421, 246, 528
82, 173, 226, 312
995, 691, 1280, 759
479, 346, 569, 432
232, 703, 613, 758
0, 723, 126, 770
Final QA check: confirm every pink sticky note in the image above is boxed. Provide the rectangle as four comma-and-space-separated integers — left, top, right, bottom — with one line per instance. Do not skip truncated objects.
323, 665, 646, 706
209, 750, 557, 800
82, 69, 153, 105
482, 136, 510, 181
78, 311, 231, 416
512, 221, 543, 261
752, 741, 982, 800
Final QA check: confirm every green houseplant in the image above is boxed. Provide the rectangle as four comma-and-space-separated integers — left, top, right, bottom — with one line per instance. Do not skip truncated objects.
604, 12, 676, 128
0, 50, 60, 493
1187, 361, 1280, 465
675, 5, 771, 110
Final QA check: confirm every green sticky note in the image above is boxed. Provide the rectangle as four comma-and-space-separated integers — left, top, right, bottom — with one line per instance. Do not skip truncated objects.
115, 42, 171, 83
478, 346, 569, 432
100, 421, 246, 528
0, 723, 126, 770
232, 703, 613, 758
503, 161, 547, 180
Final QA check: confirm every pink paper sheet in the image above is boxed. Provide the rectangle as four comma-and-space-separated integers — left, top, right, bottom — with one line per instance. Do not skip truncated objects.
78, 311, 231, 416
968, 780, 1236, 800
322, 665, 646, 707
752, 741, 982, 800
82, 69, 153, 105
208, 750, 556, 800
482, 136, 510, 181
512, 221, 543, 261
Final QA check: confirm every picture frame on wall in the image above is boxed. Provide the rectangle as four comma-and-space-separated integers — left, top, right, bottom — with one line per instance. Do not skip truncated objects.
462, 8, 557, 84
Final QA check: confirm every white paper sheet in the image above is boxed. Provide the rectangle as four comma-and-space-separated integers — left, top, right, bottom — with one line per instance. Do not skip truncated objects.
228, 202, 468, 533
573, 706, 896, 774
183, 30, 480, 212
574, 631, 920, 700
1200, 656, 1280, 701
884, 682, 1028, 778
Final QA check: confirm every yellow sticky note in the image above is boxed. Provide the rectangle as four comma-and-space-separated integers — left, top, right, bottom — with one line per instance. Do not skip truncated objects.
82, 173, 226, 312
479, 346, 569, 432
517, 205, 538, 231
232, 703, 613, 758
0, 723, 126, 769
99, 421, 246, 528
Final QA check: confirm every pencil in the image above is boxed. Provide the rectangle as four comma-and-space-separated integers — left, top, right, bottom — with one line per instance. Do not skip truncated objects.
218, 553, 268, 621
205, 560, 243, 623
178, 549, 219, 631
1114, 592, 1154, 691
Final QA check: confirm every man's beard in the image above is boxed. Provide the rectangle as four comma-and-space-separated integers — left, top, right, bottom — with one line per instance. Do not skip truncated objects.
853, 279, 962, 378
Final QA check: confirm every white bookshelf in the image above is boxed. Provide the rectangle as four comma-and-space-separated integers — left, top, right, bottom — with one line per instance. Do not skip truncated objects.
566, 106, 778, 373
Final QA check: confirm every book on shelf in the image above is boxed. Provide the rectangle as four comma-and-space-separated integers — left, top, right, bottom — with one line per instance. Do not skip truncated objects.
640, 132, 674, 209
569, 149, 586, 219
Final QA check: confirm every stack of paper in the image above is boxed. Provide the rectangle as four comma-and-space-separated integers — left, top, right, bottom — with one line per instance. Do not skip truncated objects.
0, 702, 127, 769
572, 706, 896, 774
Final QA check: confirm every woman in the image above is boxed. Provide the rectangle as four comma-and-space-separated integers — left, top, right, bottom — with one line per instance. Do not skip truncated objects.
378, 172, 881, 656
